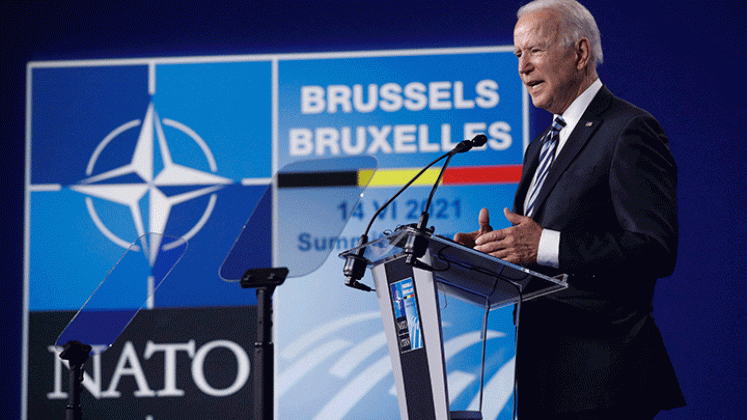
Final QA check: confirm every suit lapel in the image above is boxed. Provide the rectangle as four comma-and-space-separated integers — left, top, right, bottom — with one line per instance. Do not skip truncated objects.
515, 128, 547, 215
527, 86, 613, 219
513, 127, 550, 214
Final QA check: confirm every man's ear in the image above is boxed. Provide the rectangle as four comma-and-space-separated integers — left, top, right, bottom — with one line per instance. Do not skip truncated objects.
576, 37, 592, 70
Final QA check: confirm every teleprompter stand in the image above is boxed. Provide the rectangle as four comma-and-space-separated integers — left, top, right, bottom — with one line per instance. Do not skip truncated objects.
240, 267, 289, 420
340, 225, 568, 420
59, 341, 91, 420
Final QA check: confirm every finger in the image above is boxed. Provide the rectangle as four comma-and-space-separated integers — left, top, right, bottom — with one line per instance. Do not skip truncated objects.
453, 232, 473, 245
479, 241, 516, 261
478, 208, 491, 230
456, 229, 485, 247
475, 242, 505, 257
475, 226, 509, 246
474, 242, 499, 254
503, 207, 525, 225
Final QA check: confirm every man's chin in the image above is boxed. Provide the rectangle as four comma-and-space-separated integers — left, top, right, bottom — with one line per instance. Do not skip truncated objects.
530, 96, 550, 111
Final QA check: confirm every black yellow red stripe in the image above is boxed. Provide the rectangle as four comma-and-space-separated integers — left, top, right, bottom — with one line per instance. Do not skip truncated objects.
277, 169, 374, 188
276, 165, 522, 188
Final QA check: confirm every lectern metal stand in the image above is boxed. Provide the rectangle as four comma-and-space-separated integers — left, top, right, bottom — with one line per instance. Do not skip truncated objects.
341, 225, 568, 420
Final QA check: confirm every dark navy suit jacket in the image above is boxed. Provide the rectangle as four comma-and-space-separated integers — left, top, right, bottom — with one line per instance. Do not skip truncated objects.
513, 85, 686, 415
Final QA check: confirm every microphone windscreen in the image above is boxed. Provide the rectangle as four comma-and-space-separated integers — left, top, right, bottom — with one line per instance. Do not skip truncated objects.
472, 134, 488, 147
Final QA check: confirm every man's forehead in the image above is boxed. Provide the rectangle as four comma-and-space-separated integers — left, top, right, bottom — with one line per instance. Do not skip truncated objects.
514, 9, 562, 44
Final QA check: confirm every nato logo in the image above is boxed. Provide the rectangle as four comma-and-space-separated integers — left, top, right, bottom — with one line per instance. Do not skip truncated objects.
28, 60, 274, 311
71, 101, 231, 258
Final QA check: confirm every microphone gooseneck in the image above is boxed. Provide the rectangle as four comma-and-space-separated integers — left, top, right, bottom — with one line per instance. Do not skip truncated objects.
343, 134, 488, 291
422, 134, 488, 230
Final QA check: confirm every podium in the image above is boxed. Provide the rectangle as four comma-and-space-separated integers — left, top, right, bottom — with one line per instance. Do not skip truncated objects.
340, 225, 568, 420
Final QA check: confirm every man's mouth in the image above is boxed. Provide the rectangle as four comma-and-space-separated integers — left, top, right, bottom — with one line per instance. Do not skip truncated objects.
527, 80, 544, 89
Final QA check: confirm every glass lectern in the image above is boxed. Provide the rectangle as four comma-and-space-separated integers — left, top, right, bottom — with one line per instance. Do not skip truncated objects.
340, 225, 568, 420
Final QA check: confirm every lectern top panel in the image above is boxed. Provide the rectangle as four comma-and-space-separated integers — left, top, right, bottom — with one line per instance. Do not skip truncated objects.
340, 225, 567, 309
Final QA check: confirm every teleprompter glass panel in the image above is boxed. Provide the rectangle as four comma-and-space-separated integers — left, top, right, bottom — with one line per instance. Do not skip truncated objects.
56, 233, 188, 352
220, 156, 378, 281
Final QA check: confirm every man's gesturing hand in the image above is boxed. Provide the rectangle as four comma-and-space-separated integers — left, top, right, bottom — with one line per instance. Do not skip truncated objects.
453, 207, 493, 248
473, 208, 543, 265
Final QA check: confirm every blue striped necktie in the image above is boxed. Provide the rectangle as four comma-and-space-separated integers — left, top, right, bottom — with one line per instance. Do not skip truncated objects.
525, 116, 566, 217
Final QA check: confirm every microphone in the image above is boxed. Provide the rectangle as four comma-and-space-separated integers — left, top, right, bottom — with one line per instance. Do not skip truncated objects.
405, 134, 488, 267
342, 134, 488, 291
343, 233, 372, 292
450, 134, 488, 155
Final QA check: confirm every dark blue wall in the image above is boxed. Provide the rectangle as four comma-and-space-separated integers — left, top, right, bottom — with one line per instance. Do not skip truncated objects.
2, 1, 745, 418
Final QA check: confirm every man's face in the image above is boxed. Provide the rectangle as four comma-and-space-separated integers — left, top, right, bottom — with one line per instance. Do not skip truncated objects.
513, 9, 583, 115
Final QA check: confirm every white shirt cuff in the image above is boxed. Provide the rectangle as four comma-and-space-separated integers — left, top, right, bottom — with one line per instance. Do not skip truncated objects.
537, 228, 560, 268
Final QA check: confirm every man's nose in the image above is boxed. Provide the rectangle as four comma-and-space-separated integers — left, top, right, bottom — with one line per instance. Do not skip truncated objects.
518, 56, 533, 74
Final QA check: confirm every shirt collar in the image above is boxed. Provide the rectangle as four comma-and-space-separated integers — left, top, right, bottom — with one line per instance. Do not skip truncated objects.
557, 78, 602, 130
553, 78, 602, 151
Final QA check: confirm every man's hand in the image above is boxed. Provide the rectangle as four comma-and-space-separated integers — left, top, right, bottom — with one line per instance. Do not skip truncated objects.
473, 208, 543, 265
453, 208, 493, 248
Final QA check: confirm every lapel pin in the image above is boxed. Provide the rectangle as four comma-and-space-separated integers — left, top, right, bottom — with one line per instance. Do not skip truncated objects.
585, 121, 593, 127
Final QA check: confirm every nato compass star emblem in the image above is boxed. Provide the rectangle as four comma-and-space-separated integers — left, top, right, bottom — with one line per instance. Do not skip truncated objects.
71, 102, 232, 263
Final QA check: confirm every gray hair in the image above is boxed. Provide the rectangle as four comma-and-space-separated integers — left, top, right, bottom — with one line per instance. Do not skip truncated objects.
517, 0, 604, 67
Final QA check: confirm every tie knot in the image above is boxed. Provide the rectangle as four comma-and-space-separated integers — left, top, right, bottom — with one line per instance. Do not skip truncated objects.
550, 116, 566, 133
542, 116, 566, 144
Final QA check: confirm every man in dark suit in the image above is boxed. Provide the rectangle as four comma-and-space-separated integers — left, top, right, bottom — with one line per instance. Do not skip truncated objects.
454, 0, 685, 418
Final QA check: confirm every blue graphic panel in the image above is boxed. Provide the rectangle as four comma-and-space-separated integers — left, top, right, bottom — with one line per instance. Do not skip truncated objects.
31, 66, 151, 185
153, 61, 273, 178
28, 190, 128, 310
28, 61, 274, 311
274, 49, 524, 420
277, 51, 523, 169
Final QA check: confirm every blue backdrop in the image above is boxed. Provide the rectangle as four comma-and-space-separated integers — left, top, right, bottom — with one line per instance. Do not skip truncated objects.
2, 0, 745, 418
